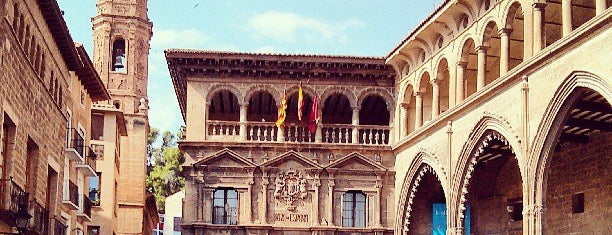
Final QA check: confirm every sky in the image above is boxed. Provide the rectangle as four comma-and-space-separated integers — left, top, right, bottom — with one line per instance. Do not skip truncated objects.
57, 0, 443, 137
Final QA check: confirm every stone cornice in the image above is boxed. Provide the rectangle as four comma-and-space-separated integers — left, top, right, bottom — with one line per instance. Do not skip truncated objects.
166, 49, 395, 120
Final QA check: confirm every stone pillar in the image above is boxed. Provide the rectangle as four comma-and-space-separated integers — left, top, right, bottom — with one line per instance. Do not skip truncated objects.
327, 177, 335, 226
375, 175, 383, 228
596, 0, 606, 15
448, 63, 457, 108
246, 179, 254, 224
204, 102, 210, 141
313, 177, 321, 226
499, 28, 512, 75
315, 107, 323, 143
414, 92, 423, 129
239, 104, 248, 141
399, 103, 408, 137
534, 204, 546, 235
562, 0, 572, 36
533, 3, 546, 54
388, 109, 395, 144
277, 125, 284, 142
431, 79, 440, 118
351, 107, 360, 144
456, 62, 466, 103
476, 46, 487, 91
260, 170, 269, 224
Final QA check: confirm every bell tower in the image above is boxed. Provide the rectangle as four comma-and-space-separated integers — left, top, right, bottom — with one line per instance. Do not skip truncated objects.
92, 0, 154, 234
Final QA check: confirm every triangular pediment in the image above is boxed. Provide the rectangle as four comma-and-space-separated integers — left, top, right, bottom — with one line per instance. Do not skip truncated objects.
193, 148, 256, 168
260, 150, 322, 169
326, 152, 386, 172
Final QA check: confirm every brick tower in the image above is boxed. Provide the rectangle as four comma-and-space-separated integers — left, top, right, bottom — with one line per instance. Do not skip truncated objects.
92, 0, 153, 233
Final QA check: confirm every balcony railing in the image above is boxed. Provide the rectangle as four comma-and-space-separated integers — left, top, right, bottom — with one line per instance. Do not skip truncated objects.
53, 218, 67, 235
0, 178, 28, 214
76, 146, 97, 177
28, 200, 49, 235
205, 120, 390, 145
77, 194, 92, 222
66, 128, 85, 161
62, 179, 78, 210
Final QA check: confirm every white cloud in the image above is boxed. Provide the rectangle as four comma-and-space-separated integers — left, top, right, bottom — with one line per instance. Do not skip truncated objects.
248, 11, 358, 43
151, 29, 210, 49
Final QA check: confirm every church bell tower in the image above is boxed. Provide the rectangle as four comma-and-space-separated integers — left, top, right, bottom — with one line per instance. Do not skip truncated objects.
92, 0, 153, 233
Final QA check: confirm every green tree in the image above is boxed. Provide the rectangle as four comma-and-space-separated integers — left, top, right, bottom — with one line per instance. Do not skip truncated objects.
146, 128, 185, 212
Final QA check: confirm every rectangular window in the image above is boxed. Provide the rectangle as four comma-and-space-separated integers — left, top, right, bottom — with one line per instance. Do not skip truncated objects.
89, 172, 101, 206
26, 138, 39, 193
91, 114, 104, 141
1, 113, 16, 178
213, 188, 238, 225
87, 226, 100, 235
572, 192, 585, 214
173, 216, 181, 231
342, 191, 366, 227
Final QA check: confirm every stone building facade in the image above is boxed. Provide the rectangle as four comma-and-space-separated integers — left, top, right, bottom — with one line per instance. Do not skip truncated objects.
0, 0, 110, 234
167, 51, 398, 234
168, 0, 610, 234
387, 0, 610, 234
91, 0, 158, 234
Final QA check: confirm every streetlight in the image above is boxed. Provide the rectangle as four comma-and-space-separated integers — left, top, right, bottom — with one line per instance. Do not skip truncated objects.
14, 203, 31, 234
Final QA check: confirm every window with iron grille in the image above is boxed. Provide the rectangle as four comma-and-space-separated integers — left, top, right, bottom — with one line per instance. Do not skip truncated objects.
342, 191, 366, 227
212, 188, 238, 225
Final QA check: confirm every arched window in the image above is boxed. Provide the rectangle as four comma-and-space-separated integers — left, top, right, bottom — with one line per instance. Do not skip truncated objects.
213, 188, 238, 225
111, 39, 126, 72
342, 191, 366, 227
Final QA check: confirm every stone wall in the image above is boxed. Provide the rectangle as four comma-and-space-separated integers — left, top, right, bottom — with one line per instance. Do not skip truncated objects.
545, 132, 611, 234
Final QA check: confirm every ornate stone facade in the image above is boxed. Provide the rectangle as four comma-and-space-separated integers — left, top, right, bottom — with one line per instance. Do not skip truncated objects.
168, 0, 611, 234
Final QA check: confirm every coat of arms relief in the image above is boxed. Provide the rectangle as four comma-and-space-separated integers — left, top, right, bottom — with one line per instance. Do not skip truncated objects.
274, 170, 307, 211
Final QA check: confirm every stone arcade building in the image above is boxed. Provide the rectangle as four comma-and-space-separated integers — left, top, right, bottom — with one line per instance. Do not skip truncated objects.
168, 0, 611, 234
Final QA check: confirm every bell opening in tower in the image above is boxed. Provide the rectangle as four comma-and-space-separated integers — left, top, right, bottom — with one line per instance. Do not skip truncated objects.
112, 39, 126, 72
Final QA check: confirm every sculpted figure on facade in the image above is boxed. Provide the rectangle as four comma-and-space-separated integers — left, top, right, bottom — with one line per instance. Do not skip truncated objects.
274, 170, 308, 211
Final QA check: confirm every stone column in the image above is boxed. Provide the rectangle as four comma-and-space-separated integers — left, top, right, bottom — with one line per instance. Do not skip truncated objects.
414, 92, 423, 129
352, 107, 360, 144
315, 107, 323, 143
375, 175, 383, 228
431, 79, 440, 118
596, 0, 606, 15
534, 204, 546, 235
277, 125, 284, 142
562, 0, 572, 36
533, 3, 546, 54
312, 176, 321, 226
476, 46, 488, 91
327, 175, 335, 226
456, 62, 466, 103
399, 103, 408, 137
260, 170, 269, 224
239, 104, 248, 141
499, 28, 512, 75
204, 102, 210, 141
246, 178, 254, 224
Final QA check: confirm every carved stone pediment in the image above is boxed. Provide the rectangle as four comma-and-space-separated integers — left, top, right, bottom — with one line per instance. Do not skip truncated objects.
193, 148, 256, 169
262, 150, 323, 169
326, 152, 387, 174
274, 170, 307, 211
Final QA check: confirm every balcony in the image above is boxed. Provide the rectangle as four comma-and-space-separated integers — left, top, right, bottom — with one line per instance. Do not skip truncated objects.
76, 146, 97, 177
77, 194, 92, 222
53, 218, 67, 235
65, 128, 84, 161
28, 200, 49, 235
0, 178, 28, 223
61, 180, 78, 210
206, 121, 391, 145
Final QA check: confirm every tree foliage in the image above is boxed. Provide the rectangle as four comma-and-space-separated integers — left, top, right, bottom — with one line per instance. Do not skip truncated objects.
146, 127, 185, 212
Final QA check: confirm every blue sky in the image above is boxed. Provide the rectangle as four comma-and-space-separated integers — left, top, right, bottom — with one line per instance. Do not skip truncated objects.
57, 0, 442, 136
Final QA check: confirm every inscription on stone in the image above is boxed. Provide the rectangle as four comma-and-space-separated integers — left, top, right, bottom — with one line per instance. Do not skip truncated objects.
274, 213, 309, 223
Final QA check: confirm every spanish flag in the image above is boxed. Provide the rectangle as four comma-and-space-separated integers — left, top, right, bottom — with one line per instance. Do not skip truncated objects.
275, 90, 287, 128
297, 85, 304, 121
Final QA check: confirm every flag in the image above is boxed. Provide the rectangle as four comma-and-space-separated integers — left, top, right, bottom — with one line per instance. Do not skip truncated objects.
308, 95, 319, 134
297, 85, 304, 121
275, 90, 287, 128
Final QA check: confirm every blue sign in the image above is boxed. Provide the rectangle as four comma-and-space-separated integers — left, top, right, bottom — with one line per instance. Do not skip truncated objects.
432, 203, 470, 235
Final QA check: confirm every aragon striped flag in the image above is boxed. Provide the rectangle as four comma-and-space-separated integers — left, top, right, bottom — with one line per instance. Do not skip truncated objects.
297, 84, 304, 121
275, 90, 287, 128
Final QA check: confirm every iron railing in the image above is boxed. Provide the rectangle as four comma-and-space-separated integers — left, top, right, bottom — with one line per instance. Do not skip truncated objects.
82, 146, 97, 170
28, 200, 49, 235
79, 194, 92, 219
63, 179, 79, 207
66, 128, 85, 157
53, 218, 67, 235
0, 178, 28, 214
